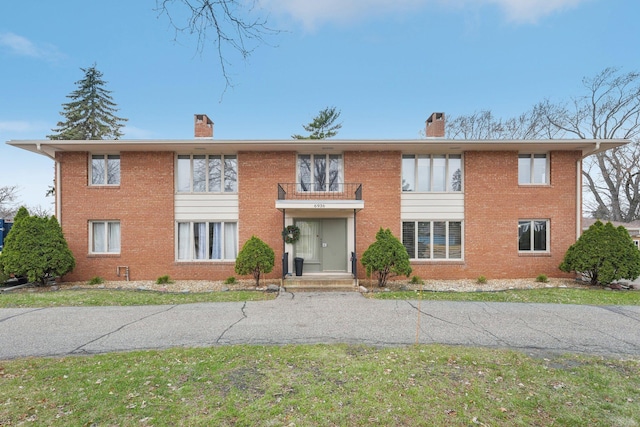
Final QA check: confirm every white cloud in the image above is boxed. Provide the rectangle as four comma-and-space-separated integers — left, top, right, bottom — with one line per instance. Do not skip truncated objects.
0, 32, 63, 61
481, 0, 588, 23
259, 0, 591, 29
121, 125, 155, 139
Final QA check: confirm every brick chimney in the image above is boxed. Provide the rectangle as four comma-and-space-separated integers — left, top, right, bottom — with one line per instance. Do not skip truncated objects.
194, 114, 214, 138
425, 112, 445, 138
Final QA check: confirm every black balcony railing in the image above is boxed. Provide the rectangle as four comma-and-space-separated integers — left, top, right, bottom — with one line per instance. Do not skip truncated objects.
277, 183, 363, 200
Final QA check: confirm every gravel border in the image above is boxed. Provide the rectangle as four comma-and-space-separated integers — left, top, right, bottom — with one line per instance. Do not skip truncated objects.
48, 277, 589, 294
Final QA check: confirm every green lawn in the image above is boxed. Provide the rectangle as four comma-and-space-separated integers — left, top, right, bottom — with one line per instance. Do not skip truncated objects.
1, 344, 638, 426
374, 287, 640, 305
0, 289, 274, 308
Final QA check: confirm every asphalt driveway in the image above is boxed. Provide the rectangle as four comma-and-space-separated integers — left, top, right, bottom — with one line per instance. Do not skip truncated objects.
1, 290, 639, 359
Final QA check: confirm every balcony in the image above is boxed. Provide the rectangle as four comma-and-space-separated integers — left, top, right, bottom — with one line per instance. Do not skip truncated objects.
277, 183, 362, 200
275, 183, 364, 211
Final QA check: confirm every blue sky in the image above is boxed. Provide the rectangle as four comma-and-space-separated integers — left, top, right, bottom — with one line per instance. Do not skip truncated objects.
1, 0, 639, 211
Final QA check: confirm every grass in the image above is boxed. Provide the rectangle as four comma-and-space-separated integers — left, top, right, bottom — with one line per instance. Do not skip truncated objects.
0, 289, 274, 308
0, 344, 638, 426
375, 287, 640, 305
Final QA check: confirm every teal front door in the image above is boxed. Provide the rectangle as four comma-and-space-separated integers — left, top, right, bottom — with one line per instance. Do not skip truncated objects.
295, 219, 347, 273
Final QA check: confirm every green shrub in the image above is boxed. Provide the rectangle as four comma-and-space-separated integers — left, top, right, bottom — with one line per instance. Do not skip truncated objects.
156, 275, 173, 285
235, 236, 275, 287
410, 275, 423, 285
560, 220, 640, 285
88, 276, 104, 285
477, 275, 487, 284
535, 274, 548, 283
361, 228, 412, 287
224, 276, 237, 285
0, 207, 75, 285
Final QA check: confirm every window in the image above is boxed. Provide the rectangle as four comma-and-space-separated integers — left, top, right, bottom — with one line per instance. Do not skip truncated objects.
90, 221, 121, 254
518, 153, 547, 184
177, 154, 237, 193
297, 154, 343, 191
402, 220, 462, 259
402, 154, 462, 192
518, 220, 548, 252
91, 154, 120, 185
177, 221, 237, 260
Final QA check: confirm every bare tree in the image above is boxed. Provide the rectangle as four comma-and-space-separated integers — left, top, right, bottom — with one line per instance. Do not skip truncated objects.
534, 68, 640, 221
155, 0, 278, 90
0, 186, 19, 219
446, 68, 640, 222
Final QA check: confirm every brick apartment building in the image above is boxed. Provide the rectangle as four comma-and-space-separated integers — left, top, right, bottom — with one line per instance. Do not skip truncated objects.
8, 113, 626, 285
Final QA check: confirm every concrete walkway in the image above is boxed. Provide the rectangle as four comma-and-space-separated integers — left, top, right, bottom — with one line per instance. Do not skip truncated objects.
1, 290, 640, 360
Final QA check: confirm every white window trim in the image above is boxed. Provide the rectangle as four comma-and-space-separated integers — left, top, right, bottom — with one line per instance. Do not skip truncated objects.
518, 219, 550, 253
89, 154, 120, 186
176, 154, 238, 194
296, 153, 344, 192
518, 153, 549, 185
402, 220, 464, 260
176, 221, 238, 261
402, 154, 463, 193
89, 220, 121, 254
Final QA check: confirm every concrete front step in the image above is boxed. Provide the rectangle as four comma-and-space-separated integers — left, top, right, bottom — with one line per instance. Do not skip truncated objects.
281, 277, 358, 292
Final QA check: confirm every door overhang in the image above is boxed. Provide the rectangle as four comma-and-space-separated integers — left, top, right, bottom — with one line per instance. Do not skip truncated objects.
276, 199, 364, 212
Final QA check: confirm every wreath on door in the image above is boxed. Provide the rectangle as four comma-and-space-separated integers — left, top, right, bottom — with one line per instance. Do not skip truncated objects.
282, 225, 301, 244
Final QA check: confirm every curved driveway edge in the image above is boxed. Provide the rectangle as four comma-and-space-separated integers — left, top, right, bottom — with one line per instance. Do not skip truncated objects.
1, 291, 639, 360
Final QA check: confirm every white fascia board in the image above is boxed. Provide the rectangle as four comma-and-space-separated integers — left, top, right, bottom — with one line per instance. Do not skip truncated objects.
275, 199, 364, 212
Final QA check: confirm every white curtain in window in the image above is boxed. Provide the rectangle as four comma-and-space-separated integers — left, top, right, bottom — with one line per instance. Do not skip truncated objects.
432, 155, 446, 191
224, 222, 237, 259
209, 222, 222, 259
194, 222, 207, 259
177, 156, 191, 192
178, 223, 190, 259
108, 222, 120, 253
417, 155, 431, 191
297, 221, 320, 262
92, 222, 105, 252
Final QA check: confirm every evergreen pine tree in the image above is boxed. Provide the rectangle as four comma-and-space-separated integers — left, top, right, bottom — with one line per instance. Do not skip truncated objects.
292, 107, 342, 139
48, 64, 127, 140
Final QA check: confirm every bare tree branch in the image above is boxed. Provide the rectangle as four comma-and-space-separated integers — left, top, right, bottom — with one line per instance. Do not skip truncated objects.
0, 186, 19, 219
155, 0, 279, 92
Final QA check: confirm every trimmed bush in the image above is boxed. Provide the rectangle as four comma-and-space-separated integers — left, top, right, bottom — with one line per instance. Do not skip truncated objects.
0, 207, 75, 285
88, 276, 105, 285
535, 274, 548, 283
361, 228, 412, 287
560, 220, 640, 285
235, 236, 275, 287
224, 276, 237, 285
477, 275, 487, 284
156, 275, 173, 285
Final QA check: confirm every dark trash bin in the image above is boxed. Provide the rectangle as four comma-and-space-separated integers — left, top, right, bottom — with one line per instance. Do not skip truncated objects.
294, 257, 304, 276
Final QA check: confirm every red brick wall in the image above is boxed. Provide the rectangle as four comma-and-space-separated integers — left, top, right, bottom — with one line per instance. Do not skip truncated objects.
59, 151, 176, 281
237, 151, 296, 280
344, 151, 402, 276
58, 148, 581, 283
462, 150, 579, 279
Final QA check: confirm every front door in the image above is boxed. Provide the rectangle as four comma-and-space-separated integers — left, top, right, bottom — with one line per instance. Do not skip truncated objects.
295, 219, 347, 273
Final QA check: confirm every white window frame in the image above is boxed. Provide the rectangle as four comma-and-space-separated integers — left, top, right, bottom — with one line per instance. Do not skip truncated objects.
89, 220, 121, 254
176, 221, 238, 261
518, 219, 550, 253
296, 153, 343, 192
176, 154, 238, 193
518, 153, 548, 185
402, 154, 463, 192
402, 220, 463, 260
90, 154, 120, 186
